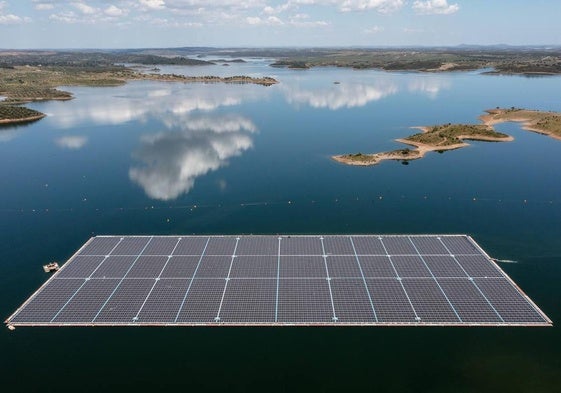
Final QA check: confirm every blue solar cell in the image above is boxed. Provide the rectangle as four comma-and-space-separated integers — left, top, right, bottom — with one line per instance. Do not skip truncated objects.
402, 279, 461, 323
351, 236, 386, 255
323, 236, 355, 255
277, 279, 333, 323
331, 279, 376, 322
94, 279, 154, 323
175, 279, 226, 323
79, 237, 121, 256
366, 279, 416, 323
382, 236, 417, 255
280, 236, 323, 255
280, 256, 325, 278
111, 237, 151, 255
137, 279, 191, 323
53, 279, 120, 323
57, 256, 106, 278
410, 236, 449, 255
219, 279, 276, 323
230, 256, 277, 278
142, 237, 180, 256
10, 279, 84, 323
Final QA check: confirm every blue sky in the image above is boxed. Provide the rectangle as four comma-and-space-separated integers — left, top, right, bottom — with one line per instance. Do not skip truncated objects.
1, 1, 561, 49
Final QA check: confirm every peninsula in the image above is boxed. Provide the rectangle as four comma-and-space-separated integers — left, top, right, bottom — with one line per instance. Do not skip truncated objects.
333, 108, 561, 166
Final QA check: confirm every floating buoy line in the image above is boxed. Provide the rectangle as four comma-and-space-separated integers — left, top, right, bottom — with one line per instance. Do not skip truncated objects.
0, 194, 558, 215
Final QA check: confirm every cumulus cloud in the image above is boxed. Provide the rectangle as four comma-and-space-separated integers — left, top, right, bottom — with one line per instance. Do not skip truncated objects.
412, 0, 459, 15
35, 3, 54, 11
72, 2, 97, 15
0, 1, 31, 24
139, 0, 166, 10
49, 11, 80, 23
338, 0, 405, 13
246, 15, 284, 25
55, 135, 88, 149
105, 5, 126, 17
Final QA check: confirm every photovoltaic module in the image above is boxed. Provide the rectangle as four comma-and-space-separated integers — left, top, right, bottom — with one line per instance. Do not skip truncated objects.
5, 235, 552, 327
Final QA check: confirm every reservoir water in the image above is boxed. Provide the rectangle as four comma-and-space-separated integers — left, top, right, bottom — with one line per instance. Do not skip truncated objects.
1, 60, 560, 392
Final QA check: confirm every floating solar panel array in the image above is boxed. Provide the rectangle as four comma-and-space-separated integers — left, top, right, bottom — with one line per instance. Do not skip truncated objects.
5, 235, 551, 327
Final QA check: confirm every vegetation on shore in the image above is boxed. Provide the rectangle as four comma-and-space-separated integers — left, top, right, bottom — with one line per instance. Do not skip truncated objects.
204, 47, 561, 75
0, 105, 45, 125
405, 124, 510, 146
483, 107, 561, 138
333, 108, 561, 166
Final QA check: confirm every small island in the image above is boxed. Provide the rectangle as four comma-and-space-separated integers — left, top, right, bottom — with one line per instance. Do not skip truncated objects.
333, 108, 561, 166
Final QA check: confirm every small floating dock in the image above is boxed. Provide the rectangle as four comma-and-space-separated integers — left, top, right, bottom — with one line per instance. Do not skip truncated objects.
43, 262, 60, 273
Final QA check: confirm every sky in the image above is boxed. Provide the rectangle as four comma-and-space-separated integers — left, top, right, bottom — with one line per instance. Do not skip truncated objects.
1, 0, 561, 49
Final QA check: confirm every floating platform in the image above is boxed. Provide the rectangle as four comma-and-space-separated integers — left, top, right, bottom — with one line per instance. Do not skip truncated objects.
43, 262, 60, 273
5, 235, 552, 327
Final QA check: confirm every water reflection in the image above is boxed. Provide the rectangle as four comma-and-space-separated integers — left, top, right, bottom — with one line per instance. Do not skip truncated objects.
408, 77, 451, 99
49, 82, 266, 128
283, 82, 398, 110
129, 114, 256, 200
0, 128, 22, 143
55, 135, 88, 150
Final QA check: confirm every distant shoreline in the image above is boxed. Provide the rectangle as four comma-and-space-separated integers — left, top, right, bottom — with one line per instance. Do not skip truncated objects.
333, 108, 561, 166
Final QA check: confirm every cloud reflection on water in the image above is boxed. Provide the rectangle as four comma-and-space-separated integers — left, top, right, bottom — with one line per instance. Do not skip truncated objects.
0, 128, 22, 143
283, 82, 398, 110
408, 77, 451, 99
49, 83, 263, 128
55, 135, 88, 149
129, 114, 256, 201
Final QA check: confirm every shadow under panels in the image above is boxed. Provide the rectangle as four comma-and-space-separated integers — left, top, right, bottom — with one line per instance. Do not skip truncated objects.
6, 235, 552, 327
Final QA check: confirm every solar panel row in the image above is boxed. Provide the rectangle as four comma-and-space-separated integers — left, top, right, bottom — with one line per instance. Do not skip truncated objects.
6, 235, 551, 327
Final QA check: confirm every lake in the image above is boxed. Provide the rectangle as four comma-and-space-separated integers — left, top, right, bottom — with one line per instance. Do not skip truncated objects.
1, 59, 560, 392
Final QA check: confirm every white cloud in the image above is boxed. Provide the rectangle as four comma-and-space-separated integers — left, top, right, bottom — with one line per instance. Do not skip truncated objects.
246, 16, 263, 24
139, 0, 166, 10
262, 3, 291, 15
49, 11, 79, 23
412, 0, 459, 15
55, 135, 88, 149
267, 15, 283, 25
72, 2, 97, 15
246, 15, 284, 25
105, 5, 126, 17
338, 0, 405, 13
35, 3, 54, 11
0, 1, 31, 24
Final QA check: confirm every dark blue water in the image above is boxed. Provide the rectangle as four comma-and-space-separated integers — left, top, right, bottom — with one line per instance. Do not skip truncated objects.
1, 62, 560, 392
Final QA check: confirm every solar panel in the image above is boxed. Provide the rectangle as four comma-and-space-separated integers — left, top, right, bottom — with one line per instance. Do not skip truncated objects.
5, 235, 552, 327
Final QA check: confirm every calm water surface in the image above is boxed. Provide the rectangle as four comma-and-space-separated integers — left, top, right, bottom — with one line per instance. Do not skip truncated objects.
1, 60, 561, 392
